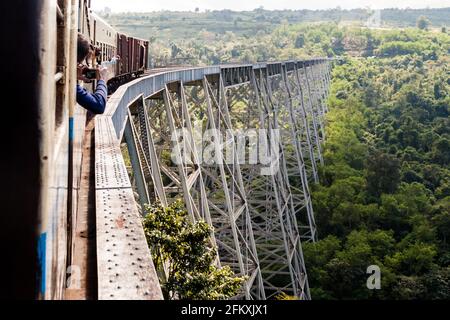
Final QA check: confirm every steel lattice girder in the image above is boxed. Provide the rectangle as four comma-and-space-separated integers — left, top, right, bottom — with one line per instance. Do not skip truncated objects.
250, 69, 310, 299
118, 60, 332, 300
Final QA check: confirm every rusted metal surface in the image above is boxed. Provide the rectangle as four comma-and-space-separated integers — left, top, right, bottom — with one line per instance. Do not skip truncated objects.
117, 33, 131, 74
117, 33, 129, 74
65, 117, 97, 300
95, 116, 163, 300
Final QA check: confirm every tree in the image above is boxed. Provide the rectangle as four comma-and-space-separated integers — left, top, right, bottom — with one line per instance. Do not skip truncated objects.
391, 275, 426, 299
366, 151, 401, 196
170, 42, 182, 59
275, 292, 299, 300
417, 16, 431, 30
143, 200, 245, 299
294, 34, 306, 48
421, 267, 450, 299
386, 242, 437, 276
432, 197, 450, 246
431, 138, 450, 165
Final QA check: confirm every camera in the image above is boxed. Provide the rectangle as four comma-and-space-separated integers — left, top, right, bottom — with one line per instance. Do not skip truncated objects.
82, 68, 99, 80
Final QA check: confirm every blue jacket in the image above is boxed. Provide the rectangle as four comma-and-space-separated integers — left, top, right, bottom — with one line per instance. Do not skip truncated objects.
76, 80, 107, 114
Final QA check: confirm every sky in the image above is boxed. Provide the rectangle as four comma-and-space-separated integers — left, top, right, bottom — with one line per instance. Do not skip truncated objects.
91, 0, 450, 12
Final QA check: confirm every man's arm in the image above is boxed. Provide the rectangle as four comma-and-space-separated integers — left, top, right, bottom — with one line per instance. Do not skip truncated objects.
76, 80, 107, 114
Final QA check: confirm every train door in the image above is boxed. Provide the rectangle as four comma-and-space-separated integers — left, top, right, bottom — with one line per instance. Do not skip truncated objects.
129, 38, 134, 74
140, 44, 145, 69
144, 41, 149, 69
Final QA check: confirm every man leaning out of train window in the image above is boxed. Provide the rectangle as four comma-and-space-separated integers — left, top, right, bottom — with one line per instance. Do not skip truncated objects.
76, 33, 108, 114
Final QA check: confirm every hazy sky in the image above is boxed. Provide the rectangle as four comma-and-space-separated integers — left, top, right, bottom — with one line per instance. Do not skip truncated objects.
91, 0, 450, 12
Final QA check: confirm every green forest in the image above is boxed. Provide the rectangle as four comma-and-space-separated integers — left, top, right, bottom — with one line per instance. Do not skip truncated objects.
109, 9, 450, 299
303, 29, 450, 299
253, 23, 450, 299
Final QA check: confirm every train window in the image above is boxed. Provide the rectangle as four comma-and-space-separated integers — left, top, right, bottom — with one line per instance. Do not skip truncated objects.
55, 3, 65, 128
78, 0, 82, 32
140, 45, 145, 69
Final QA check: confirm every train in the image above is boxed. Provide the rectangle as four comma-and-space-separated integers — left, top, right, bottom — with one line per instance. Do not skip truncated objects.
1, 0, 149, 299
89, 12, 149, 92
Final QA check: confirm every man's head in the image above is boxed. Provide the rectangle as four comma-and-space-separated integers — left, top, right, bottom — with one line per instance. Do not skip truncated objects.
77, 33, 92, 64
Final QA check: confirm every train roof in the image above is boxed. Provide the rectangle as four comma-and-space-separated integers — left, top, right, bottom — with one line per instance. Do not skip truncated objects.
90, 11, 149, 43
90, 11, 115, 30
118, 32, 149, 43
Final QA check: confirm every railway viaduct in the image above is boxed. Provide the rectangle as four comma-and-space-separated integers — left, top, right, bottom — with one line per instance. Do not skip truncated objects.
86, 59, 332, 300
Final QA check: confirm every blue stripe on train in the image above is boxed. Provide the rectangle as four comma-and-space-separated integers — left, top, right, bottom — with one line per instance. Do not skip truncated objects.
37, 233, 47, 295
69, 117, 74, 141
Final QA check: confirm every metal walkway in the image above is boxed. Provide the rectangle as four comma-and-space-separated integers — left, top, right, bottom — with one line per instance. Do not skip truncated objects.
95, 59, 332, 299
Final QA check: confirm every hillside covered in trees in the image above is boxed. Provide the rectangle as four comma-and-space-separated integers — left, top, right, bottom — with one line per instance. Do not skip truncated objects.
101, 7, 449, 66
103, 7, 450, 41
303, 28, 450, 299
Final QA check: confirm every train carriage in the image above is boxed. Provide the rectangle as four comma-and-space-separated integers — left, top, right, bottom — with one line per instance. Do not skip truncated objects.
117, 33, 131, 75
1, 0, 149, 299
129, 37, 150, 75
90, 13, 149, 91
